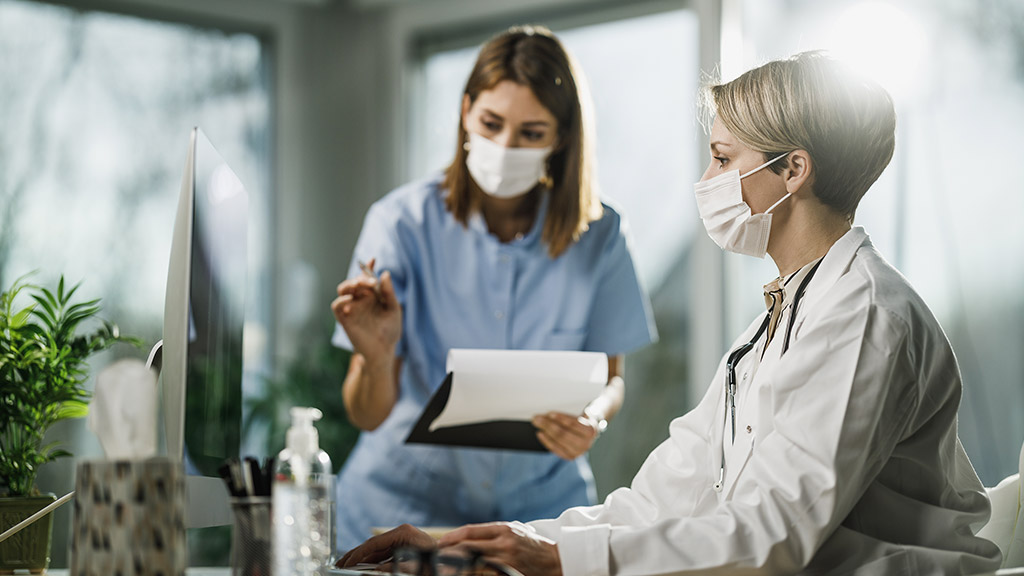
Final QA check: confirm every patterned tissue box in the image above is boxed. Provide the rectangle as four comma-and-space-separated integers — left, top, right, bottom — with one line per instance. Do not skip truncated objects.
70, 458, 186, 576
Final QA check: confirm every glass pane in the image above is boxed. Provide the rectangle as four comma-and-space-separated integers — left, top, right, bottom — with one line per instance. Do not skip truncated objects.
416, 9, 701, 498
738, 0, 1023, 486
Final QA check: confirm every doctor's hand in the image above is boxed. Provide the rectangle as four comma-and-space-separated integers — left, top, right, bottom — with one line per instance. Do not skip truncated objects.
336, 523, 436, 568
439, 522, 562, 576
532, 411, 599, 460
331, 259, 402, 362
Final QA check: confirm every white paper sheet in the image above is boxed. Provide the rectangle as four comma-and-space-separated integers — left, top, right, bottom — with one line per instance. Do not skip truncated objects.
428, 348, 608, 431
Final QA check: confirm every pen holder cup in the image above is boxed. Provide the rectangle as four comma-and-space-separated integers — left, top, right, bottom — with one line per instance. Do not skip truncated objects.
70, 457, 186, 576
230, 496, 272, 576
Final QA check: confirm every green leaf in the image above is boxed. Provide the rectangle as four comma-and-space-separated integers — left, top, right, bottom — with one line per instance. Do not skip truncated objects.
29, 293, 56, 323
39, 286, 59, 310
62, 278, 83, 305
54, 400, 89, 420
66, 299, 101, 315
42, 444, 71, 462
0, 274, 136, 494
28, 309, 57, 333
11, 305, 35, 329
64, 307, 102, 329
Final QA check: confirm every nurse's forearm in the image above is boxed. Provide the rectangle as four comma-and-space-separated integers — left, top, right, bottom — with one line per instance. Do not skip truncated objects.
342, 353, 401, 431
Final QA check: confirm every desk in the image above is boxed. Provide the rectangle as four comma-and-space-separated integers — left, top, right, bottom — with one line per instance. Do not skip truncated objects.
46, 565, 230, 569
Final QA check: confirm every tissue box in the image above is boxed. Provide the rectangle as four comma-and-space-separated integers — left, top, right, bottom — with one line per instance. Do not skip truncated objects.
70, 458, 186, 576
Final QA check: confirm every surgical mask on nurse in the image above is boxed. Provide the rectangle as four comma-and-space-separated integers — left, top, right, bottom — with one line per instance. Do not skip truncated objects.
693, 153, 790, 258
465, 131, 553, 199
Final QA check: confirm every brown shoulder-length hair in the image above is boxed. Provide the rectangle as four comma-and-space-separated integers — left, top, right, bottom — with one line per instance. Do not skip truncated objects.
442, 25, 602, 259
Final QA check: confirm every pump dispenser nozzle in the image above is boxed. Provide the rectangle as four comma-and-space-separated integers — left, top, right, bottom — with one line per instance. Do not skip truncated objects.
286, 407, 323, 456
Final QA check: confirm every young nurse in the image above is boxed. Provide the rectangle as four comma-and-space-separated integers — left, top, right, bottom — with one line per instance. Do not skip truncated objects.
329, 26, 657, 552
337, 51, 1002, 575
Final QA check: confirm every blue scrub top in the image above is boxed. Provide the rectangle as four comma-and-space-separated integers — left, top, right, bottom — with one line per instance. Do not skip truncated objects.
331, 175, 657, 551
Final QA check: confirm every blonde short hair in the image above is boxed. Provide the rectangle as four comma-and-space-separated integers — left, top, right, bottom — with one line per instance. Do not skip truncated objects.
702, 51, 896, 219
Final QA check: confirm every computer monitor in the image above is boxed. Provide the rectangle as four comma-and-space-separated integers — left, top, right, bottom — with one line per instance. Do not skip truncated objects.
160, 127, 249, 528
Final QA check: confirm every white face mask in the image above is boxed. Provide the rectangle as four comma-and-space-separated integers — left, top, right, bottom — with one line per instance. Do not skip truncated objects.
465, 131, 553, 199
693, 153, 790, 258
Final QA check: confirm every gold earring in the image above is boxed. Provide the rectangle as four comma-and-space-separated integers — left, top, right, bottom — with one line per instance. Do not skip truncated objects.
539, 171, 553, 189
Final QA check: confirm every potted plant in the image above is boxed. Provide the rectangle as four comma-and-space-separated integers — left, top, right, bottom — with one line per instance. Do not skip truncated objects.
0, 274, 132, 573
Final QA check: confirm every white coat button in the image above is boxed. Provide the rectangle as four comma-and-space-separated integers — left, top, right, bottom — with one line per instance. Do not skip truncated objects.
746, 425, 752, 434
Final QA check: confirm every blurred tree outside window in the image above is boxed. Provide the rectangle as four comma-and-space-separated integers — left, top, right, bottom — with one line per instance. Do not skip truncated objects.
0, 0, 271, 567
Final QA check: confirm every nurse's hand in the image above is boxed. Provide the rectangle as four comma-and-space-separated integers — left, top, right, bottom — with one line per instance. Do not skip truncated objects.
438, 522, 562, 576
331, 259, 402, 362
532, 411, 599, 460
336, 523, 436, 568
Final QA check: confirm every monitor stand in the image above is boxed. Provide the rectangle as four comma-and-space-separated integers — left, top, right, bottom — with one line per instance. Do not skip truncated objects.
185, 476, 233, 528
148, 339, 234, 528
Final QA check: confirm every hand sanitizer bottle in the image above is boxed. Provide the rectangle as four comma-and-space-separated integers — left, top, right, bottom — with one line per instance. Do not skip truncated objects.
272, 407, 333, 576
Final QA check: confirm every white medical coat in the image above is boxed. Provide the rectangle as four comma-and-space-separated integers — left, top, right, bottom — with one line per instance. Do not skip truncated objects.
530, 227, 1002, 575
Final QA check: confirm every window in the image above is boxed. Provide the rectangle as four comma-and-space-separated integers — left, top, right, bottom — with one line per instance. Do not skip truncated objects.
0, 0, 271, 566
736, 0, 1024, 486
414, 8, 701, 497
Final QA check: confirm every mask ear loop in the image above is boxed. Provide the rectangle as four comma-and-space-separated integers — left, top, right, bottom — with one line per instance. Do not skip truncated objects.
764, 192, 792, 215
740, 152, 790, 180
743, 152, 793, 215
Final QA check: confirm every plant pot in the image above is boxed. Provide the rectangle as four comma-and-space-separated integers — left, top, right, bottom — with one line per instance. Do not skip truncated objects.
0, 494, 56, 574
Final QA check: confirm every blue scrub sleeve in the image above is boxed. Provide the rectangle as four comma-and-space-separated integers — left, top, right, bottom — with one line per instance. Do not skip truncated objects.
583, 212, 658, 355
331, 201, 409, 358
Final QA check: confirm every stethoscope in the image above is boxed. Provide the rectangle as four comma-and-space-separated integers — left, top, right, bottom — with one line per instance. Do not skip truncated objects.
713, 258, 824, 492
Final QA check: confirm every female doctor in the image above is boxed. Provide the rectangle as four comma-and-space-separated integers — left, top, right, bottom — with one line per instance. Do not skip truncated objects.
338, 51, 1002, 574
330, 26, 657, 552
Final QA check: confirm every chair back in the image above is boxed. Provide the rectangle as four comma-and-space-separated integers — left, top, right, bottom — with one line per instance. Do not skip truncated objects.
978, 441, 1024, 568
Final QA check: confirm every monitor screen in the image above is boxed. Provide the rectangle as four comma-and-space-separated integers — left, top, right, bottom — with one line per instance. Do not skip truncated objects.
184, 130, 248, 475
161, 126, 248, 527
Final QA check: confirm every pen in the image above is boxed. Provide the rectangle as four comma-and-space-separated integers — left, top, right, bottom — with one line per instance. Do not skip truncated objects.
0, 491, 74, 543
357, 259, 384, 302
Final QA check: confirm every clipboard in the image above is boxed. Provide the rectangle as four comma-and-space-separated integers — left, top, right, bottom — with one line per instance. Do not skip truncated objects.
405, 373, 546, 451
404, 349, 608, 452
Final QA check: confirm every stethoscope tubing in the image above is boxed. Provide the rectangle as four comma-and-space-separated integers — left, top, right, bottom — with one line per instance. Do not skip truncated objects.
713, 258, 824, 492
